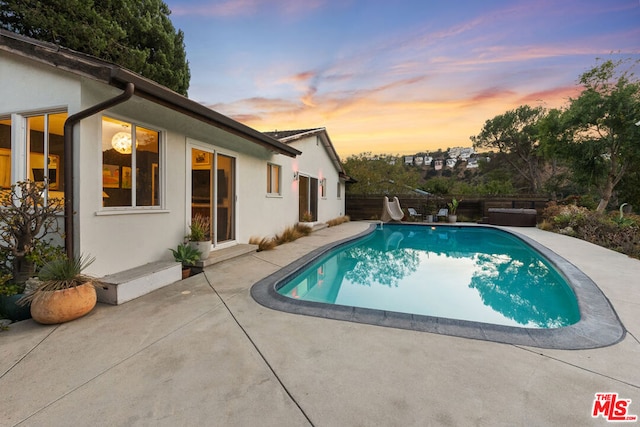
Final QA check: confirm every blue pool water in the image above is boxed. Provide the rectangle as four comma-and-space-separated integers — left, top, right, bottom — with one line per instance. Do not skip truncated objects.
277, 225, 580, 328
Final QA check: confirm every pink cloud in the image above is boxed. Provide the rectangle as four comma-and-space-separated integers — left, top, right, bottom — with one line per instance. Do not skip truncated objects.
518, 85, 583, 106
169, 0, 326, 18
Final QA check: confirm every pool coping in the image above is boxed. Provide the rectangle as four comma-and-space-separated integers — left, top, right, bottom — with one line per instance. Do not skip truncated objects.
250, 223, 626, 350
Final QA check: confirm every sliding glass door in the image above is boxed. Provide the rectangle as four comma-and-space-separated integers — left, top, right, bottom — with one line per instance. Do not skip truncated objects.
190, 147, 235, 246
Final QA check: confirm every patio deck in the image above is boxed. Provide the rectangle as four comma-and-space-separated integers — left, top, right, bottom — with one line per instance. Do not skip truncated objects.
1, 222, 639, 426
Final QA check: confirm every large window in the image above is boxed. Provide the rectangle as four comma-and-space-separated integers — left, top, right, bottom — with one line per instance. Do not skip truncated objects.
267, 163, 281, 195
102, 117, 161, 208
0, 111, 66, 202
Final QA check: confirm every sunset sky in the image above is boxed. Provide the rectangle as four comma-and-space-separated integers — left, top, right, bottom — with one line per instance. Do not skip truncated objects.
164, 0, 640, 158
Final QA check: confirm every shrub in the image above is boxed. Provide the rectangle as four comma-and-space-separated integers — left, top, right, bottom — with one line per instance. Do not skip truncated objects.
275, 226, 304, 245
540, 202, 640, 259
188, 214, 211, 241
327, 215, 350, 227
248, 236, 277, 252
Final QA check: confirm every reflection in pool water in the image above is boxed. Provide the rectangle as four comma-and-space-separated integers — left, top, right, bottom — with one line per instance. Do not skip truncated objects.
277, 225, 580, 328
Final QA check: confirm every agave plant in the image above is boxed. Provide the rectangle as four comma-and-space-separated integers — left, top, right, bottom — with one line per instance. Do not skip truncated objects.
19, 254, 96, 304
170, 243, 201, 267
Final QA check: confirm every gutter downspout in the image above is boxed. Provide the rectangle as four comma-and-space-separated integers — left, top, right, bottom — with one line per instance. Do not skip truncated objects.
63, 83, 135, 258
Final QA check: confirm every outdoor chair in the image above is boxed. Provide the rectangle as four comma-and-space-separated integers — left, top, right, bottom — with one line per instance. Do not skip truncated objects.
408, 207, 422, 221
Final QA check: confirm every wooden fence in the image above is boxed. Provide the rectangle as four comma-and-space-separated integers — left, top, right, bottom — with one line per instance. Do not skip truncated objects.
345, 194, 551, 222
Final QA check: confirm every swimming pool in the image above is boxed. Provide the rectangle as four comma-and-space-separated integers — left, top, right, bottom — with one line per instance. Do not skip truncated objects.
251, 223, 625, 349
277, 225, 579, 328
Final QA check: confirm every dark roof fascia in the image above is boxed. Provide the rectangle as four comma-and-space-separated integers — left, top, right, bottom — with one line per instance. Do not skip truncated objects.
108, 69, 300, 157
0, 29, 300, 158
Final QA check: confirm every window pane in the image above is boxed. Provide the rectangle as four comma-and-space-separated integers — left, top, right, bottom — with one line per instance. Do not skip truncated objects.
47, 113, 66, 195
27, 113, 65, 197
102, 117, 132, 207
0, 118, 11, 189
273, 165, 280, 194
267, 164, 280, 195
135, 126, 160, 206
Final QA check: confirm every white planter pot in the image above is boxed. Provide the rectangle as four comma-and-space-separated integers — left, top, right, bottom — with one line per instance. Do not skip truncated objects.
447, 215, 457, 223
189, 240, 212, 260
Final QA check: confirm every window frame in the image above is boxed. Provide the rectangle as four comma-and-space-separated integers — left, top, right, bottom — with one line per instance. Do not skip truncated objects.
0, 109, 67, 205
101, 115, 164, 211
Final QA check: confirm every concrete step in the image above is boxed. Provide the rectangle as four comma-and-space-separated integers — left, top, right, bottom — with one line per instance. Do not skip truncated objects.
96, 261, 181, 305
196, 244, 258, 268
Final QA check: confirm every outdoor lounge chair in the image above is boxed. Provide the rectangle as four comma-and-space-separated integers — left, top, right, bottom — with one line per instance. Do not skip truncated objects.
436, 208, 448, 221
408, 207, 422, 221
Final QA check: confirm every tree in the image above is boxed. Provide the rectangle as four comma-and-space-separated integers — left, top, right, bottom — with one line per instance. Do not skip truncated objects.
0, 0, 190, 95
471, 105, 547, 193
342, 153, 422, 195
556, 58, 640, 212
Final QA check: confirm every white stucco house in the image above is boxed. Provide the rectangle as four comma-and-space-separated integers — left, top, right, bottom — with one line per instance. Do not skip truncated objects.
0, 30, 349, 291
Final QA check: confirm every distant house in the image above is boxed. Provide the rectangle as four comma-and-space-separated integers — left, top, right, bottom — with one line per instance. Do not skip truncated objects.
466, 158, 479, 169
448, 146, 475, 160
404, 156, 414, 165
446, 158, 457, 168
0, 30, 348, 280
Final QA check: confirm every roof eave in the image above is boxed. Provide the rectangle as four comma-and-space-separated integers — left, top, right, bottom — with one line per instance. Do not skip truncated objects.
108, 69, 301, 157
0, 30, 300, 158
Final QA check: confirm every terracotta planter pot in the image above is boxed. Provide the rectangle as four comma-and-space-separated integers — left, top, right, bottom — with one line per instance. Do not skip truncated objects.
181, 267, 191, 280
30, 282, 97, 325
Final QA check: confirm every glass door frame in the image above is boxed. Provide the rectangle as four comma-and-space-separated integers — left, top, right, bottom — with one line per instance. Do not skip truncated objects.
186, 140, 237, 249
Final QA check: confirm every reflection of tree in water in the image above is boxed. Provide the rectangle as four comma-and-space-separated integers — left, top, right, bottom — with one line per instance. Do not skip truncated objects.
344, 230, 420, 287
469, 252, 579, 327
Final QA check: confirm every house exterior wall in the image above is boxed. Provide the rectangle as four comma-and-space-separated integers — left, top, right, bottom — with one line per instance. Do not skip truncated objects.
2, 48, 346, 278
0, 54, 82, 112
289, 135, 345, 222
235, 135, 346, 241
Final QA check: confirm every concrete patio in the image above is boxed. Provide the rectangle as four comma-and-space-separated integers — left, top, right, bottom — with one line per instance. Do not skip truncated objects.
1, 221, 639, 426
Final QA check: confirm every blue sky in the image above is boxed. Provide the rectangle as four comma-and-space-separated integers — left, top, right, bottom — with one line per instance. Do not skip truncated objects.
164, 0, 640, 157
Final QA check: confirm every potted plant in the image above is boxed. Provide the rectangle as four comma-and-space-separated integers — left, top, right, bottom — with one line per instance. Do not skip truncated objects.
188, 214, 211, 260
170, 243, 201, 279
0, 272, 31, 322
447, 198, 460, 223
19, 254, 98, 325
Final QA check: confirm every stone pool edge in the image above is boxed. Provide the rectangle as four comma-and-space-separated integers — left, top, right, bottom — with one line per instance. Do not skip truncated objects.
250, 223, 626, 350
